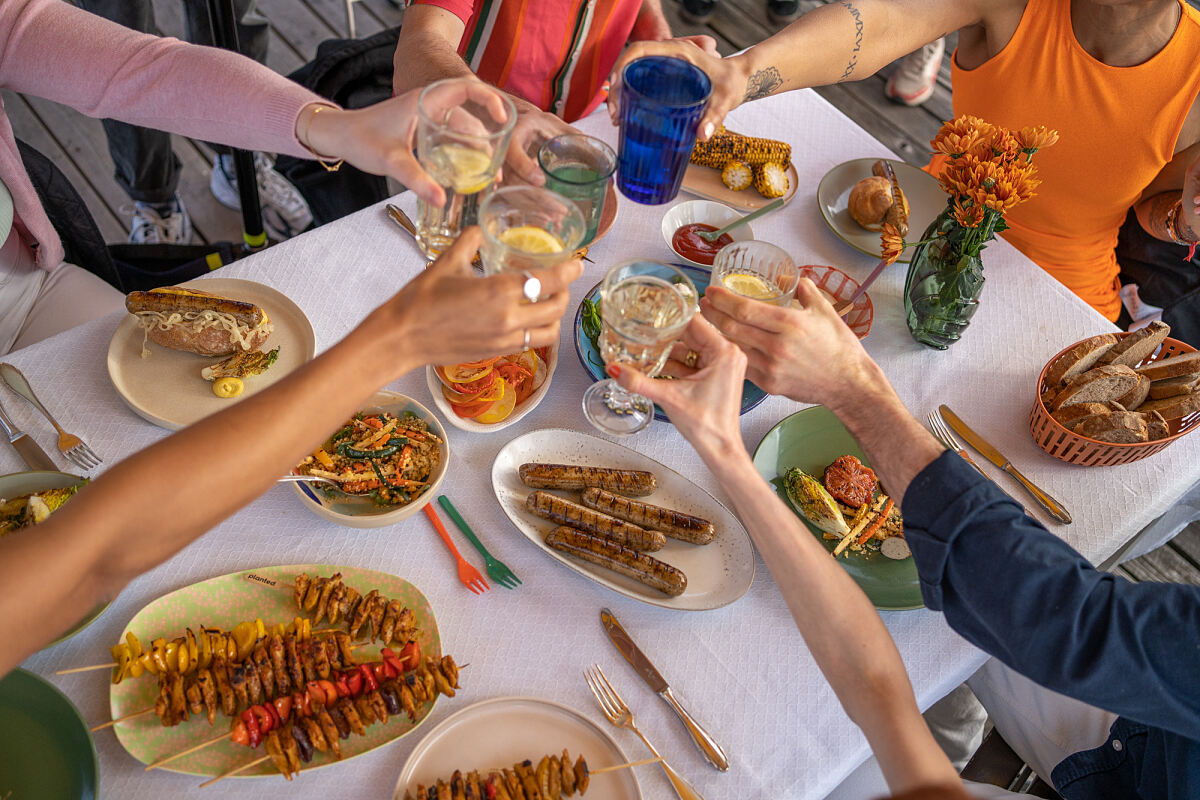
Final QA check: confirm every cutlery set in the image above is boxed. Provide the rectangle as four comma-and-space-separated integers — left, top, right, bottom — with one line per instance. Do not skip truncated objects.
0, 363, 100, 473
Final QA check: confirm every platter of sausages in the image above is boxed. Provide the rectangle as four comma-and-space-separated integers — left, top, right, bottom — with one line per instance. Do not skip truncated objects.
492, 429, 755, 611
107, 278, 316, 430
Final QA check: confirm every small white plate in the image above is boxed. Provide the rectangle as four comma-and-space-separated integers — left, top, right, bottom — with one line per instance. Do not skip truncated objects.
106, 277, 316, 430
659, 200, 756, 268
816, 158, 945, 264
427, 346, 558, 434
491, 429, 756, 611
393, 697, 641, 800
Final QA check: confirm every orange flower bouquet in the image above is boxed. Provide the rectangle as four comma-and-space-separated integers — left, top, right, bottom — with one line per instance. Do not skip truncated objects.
895, 116, 1057, 349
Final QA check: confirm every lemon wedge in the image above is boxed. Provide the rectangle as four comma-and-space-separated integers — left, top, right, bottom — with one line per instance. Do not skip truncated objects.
432, 144, 494, 194
475, 377, 517, 424
722, 272, 778, 300
498, 225, 564, 255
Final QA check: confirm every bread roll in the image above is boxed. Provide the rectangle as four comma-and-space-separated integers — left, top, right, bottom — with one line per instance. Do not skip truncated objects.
848, 177, 894, 231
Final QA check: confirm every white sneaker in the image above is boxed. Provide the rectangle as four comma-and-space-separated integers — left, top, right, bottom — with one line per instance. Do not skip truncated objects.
129, 196, 192, 244
885, 38, 945, 107
210, 152, 313, 240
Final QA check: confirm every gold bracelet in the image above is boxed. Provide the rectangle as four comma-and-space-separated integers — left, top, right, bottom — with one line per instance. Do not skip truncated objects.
302, 105, 344, 173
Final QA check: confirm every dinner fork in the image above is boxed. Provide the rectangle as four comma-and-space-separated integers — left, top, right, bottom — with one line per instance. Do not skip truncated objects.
422, 504, 489, 595
436, 495, 521, 589
926, 410, 992, 481
585, 665, 705, 800
0, 363, 101, 470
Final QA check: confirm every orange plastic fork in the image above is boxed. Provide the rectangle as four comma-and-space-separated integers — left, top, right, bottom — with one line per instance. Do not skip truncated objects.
423, 504, 490, 595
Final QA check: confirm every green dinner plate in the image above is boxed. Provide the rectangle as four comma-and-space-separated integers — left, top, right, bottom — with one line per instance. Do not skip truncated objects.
752, 406, 924, 610
0, 668, 98, 799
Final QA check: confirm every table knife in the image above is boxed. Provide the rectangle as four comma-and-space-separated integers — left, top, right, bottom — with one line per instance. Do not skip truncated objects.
0, 395, 57, 471
939, 404, 1072, 524
600, 608, 729, 771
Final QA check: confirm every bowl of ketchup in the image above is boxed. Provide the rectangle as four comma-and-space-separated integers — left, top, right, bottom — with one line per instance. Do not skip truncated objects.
661, 200, 756, 268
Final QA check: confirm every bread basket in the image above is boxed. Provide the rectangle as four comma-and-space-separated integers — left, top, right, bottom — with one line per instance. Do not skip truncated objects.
1029, 334, 1199, 466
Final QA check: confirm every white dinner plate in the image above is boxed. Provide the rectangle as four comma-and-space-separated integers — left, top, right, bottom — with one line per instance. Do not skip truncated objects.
393, 697, 641, 800
492, 429, 756, 611
816, 158, 945, 263
106, 277, 316, 430
426, 346, 558, 434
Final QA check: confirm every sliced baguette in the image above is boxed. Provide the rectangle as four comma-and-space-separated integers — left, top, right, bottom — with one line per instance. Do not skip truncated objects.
1136, 390, 1200, 422
1098, 321, 1170, 367
1115, 373, 1150, 410
1051, 402, 1112, 432
1135, 351, 1200, 382
1141, 410, 1170, 441
1148, 372, 1200, 400
1074, 411, 1149, 443
1046, 333, 1120, 386
1052, 365, 1140, 411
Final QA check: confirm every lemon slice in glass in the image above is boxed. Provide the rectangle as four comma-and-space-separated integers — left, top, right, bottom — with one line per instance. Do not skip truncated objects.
432, 144, 494, 194
498, 225, 564, 255
722, 272, 779, 300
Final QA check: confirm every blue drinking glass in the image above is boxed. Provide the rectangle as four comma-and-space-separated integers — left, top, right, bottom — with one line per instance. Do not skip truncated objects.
616, 56, 712, 205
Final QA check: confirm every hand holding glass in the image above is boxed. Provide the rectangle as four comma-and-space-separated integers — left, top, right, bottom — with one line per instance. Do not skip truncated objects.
477, 186, 586, 277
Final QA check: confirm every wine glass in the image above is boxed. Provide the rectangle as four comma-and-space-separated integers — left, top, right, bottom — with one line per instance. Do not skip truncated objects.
711, 241, 799, 306
582, 261, 697, 435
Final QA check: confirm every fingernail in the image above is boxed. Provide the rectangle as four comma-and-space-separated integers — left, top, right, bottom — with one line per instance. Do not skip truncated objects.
606, 364, 621, 378
703, 122, 715, 139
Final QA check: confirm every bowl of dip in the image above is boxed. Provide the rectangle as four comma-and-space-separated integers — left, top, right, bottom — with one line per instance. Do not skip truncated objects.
661, 200, 755, 268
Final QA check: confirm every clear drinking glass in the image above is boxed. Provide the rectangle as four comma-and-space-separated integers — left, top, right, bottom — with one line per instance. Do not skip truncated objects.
582, 261, 697, 435
538, 134, 617, 246
478, 186, 586, 276
615, 56, 712, 205
712, 241, 799, 306
415, 78, 517, 260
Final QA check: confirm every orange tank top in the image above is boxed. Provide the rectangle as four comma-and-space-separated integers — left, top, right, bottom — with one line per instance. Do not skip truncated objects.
946, 0, 1200, 321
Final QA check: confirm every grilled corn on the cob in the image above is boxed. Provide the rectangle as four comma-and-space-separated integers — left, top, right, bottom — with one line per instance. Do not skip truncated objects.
690, 127, 792, 169
753, 162, 790, 199
721, 160, 753, 191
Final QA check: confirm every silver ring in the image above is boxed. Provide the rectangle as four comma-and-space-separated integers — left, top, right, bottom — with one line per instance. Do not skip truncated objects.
522, 328, 531, 350
521, 271, 542, 303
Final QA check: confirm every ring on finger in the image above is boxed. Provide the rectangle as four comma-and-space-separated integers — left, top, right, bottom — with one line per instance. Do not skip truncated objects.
684, 349, 700, 369
521, 271, 542, 303
522, 328, 531, 350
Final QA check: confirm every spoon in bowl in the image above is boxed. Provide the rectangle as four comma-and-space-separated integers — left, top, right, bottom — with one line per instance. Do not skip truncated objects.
697, 197, 786, 242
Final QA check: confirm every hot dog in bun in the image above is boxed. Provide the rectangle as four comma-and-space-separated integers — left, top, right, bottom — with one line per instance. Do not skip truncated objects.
125, 286, 274, 356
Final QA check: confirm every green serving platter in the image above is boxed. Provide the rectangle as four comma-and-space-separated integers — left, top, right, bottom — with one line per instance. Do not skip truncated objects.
0, 668, 98, 799
753, 405, 924, 610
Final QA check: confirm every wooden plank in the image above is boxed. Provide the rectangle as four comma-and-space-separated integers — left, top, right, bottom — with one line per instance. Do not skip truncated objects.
1119, 544, 1200, 585
1168, 522, 1200, 572
257, 0, 339, 60
356, 0, 405, 29
305, 0, 386, 40
2, 91, 127, 243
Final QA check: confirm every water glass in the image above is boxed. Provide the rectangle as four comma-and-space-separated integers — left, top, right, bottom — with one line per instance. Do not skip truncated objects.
478, 186, 586, 276
415, 78, 517, 260
538, 134, 617, 246
712, 241, 799, 306
615, 56, 712, 205
582, 261, 697, 435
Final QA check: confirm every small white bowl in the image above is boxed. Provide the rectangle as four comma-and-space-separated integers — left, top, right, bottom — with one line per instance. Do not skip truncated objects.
660, 200, 756, 268
291, 390, 449, 528
426, 346, 558, 434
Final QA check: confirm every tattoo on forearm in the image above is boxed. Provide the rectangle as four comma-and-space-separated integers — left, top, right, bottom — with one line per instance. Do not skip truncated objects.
835, 1, 864, 83
744, 67, 783, 101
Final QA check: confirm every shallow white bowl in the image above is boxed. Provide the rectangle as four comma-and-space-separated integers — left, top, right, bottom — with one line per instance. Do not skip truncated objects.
425, 346, 558, 434
291, 390, 449, 528
660, 199, 756, 268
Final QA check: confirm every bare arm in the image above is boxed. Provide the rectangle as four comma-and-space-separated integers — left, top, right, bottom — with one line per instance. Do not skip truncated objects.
1133, 140, 1200, 245
0, 231, 582, 675
391, 4, 473, 96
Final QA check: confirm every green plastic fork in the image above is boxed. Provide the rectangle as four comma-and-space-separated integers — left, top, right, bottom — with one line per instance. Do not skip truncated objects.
437, 496, 522, 590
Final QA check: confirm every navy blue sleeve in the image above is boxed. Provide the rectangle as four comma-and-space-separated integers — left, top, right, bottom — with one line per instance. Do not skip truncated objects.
902, 451, 1200, 741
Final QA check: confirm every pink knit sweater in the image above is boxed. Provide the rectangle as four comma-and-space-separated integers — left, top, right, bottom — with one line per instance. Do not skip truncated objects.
0, 0, 325, 270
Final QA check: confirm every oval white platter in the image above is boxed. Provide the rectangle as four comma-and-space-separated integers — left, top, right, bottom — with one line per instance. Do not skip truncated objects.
492, 429, 756, 611
426, 346, 558, 434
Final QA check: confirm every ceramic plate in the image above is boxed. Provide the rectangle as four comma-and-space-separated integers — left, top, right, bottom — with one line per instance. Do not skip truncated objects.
110, 564, 444, 777
573, 263, 768, 422
106, 277, 317, 431
589, 183, 620, 247
291, 391, 450, 527
492, 429, 755, 611
394, 697, 641, 800
752, 406, 922, 610
0, 668, 98, 799
0, 470, 109, 644
681, 162, 799, 211
427, 347, 558, 434
816, 158, 945, 264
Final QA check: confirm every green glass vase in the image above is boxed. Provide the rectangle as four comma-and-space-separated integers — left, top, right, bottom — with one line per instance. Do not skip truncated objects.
903, 206, 987, 350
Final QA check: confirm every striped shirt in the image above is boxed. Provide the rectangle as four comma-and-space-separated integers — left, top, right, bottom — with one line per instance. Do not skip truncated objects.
412, 0, 642, 122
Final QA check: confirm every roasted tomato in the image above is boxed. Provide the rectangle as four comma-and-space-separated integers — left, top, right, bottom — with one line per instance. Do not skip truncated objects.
822, 455, 878, 507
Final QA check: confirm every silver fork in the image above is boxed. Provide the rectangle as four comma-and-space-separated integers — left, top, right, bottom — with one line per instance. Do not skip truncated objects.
926, 410, 991, 481
585, 665, 705, 800
0, 364, 101, 470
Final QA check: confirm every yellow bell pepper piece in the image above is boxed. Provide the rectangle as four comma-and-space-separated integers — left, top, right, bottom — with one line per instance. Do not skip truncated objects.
125, 632, 142, 660
313, 447, 335, 469
110, 643, 131, 685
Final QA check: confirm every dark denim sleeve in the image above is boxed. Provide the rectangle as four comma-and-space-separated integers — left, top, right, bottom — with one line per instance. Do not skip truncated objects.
902, 451, 1200, 741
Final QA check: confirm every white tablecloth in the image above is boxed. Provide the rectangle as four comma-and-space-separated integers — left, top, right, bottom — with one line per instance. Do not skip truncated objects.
9, 92, 1200, 800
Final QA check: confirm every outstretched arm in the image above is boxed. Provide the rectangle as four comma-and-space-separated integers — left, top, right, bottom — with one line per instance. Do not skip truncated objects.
0, 231, 582, 675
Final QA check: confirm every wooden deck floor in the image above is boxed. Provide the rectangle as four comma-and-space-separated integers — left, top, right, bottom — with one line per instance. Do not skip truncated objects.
6, 0, 1198, 585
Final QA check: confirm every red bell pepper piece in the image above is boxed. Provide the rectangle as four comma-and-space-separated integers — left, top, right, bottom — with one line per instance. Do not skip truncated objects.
294, 690, 311, 718
398, 641, 421, 672
263, 702, 282, 731
335, 674, 351, 698
346, 669, 364, 697
241, 708, 261, 748
230, 720, 250, 747
359, 663, 379, 692
307, 681, 326, 708
251, 704, 274, 734
318, 679, 339, 706
273, 695, 293, 723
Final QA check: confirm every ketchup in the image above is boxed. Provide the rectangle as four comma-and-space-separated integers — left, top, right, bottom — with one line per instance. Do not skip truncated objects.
671, 223, 733, 266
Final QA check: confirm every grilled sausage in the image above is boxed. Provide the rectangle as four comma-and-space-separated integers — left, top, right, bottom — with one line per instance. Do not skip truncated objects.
580, 487, 715, 545
518, 463, 657, 496
125, 287, 265, 327
872, 159, 909, 237
545, 526, 687, 597
526, 491, 665, 551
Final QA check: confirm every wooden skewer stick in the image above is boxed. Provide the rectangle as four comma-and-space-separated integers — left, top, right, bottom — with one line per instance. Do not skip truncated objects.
145, 731, 229, 771
590, 757, 663, 774
59, 635, 364, 676
198, 755, 270, 788
91, 707, 154, 732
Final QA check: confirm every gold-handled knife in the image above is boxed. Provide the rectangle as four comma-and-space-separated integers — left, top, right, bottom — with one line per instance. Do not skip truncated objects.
939, 404, 1072, 524
0, 395, 56, 471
